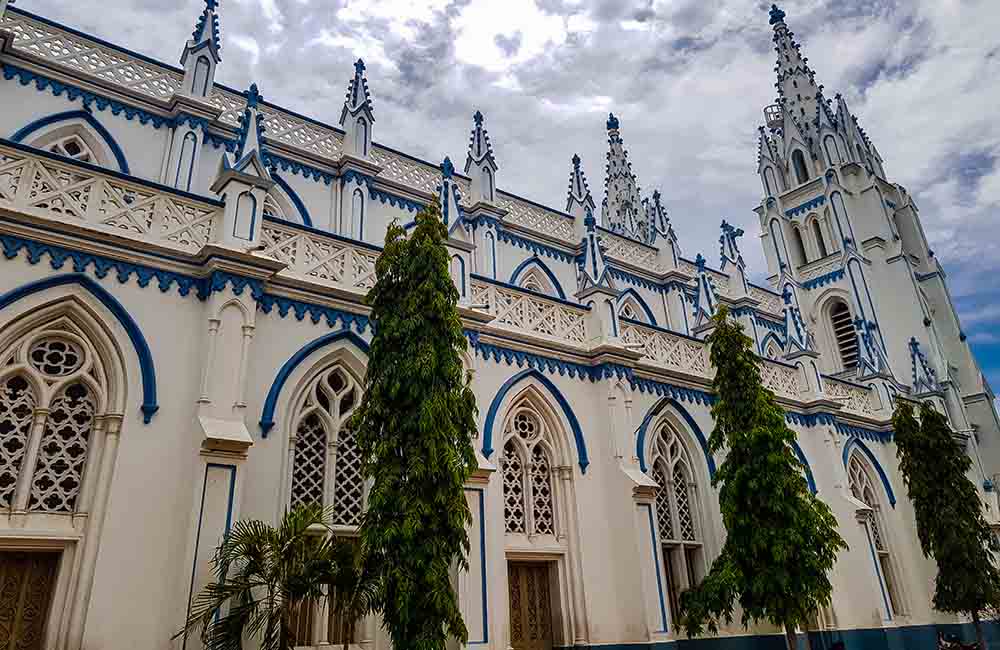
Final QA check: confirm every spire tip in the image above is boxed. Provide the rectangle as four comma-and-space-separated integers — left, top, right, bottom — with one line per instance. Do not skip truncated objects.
769, 4, 785, 26
606, 113, 619, 131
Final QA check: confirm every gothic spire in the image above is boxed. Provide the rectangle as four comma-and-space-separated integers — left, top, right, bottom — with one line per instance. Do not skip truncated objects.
438, 157, 465, 236
601, 113, 650, 244
222, 83, 269, 178
692, 254, 718, 329
781, 287, 815, 355
340, 59, 375, 158
464, 110, 498, 204
645, 190, 673, 246
578, 209, 614, 292
769, 4, 822, 141
180, 0, 222, 97
566, 154, 596, 218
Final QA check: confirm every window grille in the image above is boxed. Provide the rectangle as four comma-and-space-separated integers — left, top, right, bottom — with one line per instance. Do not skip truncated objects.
47, 135, 95, 164
830, 300, 858, 371
501, 404, 557, 536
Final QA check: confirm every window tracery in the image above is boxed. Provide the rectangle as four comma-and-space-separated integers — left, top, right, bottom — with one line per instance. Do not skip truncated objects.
289, 365, 363, 528
501, 403, 557, 536
649, 420, 703, 617
848, 453, 902, 617
518, 269, 551, 296
46, 135, 96, 164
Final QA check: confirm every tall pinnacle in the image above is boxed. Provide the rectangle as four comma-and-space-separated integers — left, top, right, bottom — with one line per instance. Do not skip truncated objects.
190, 0, 222, 61
770, 4, 821, 137
601, 113, 650, 243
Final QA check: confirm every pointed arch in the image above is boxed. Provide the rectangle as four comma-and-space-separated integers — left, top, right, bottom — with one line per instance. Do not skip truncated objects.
509, 256, 566, 299
790, 440, 817, 495
842, 437, 896, 507
635, 398, 714, 477
617, 288, 658, 326
270, 172, 314, 227
759, 332, 784, 359
0, 273, 156, 422
791, 149, 810, 185
11, 110, 130, 174
482, 369, 588, 472
259, 329, 370, 437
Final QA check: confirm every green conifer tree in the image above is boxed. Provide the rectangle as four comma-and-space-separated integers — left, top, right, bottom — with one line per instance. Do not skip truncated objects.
350, 201, 479, 650
678, 306, 847, 650
894, 400, 1000, 650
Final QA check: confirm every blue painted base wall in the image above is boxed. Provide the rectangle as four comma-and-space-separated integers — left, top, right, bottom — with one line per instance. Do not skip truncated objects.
558, 621, 1000, 650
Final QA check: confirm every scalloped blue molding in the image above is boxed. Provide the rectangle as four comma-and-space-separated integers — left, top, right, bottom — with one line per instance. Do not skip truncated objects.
258, 292, 371, 334
0, 273, 159, 423
607, 267, 668, 294
259, 329, 370, 436
369, 186, 424, 214
11, 109, 131, 174
785, 195, 827, 218
802, 268, 845, 290
481, 368, 590, 473
496, 228, 575, 263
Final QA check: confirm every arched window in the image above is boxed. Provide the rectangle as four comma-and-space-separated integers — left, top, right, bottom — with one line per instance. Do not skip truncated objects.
483, 167, 494, 203
174, 131, 198, 192
649, 421, 702, 618
192, 56, 212, 97
46, 134, 96, 164
0, 304, 125, 648
501, 406, 556, 537
289, 364, 362, 526
812, 219, 829, 258
619, 301, 638, 322
518, 269, 554, 296
792, 227, 808, 265
830, 300, 859, 372
823, 135, 841, 166
356, 118, 368, 156
351, 188, 365, 240
450, 255, 466, 298
485, 231, 498, 279
764, 339, 782, 360
234, 191, 257, 240
792, 150, 810, 185
848, 453, 902, 617
763, 167, 779, 197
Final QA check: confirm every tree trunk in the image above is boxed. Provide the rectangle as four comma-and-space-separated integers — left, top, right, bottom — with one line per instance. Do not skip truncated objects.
784, 624, 799, 650
973, 610, 986, 650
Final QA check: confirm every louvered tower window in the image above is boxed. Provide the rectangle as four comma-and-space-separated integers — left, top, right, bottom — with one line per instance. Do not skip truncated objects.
830, 300, 858, 372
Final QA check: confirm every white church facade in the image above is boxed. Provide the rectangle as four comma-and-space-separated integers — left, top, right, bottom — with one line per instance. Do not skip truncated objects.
0, 2, 998, 649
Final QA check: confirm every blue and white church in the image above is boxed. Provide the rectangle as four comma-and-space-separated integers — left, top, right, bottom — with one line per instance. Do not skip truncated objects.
0, 2, 997, 649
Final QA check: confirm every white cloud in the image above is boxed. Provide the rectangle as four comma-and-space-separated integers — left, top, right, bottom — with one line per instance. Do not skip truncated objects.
229, 34, 261, 67
452, 0, 571, 72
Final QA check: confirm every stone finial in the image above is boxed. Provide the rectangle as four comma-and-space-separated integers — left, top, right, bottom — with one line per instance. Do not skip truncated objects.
692, 253, 718, 329
607, 112, 620, 131
180, 0, 222, 97
769, 4, 786, 26
719, 220, 744, 268
566, 154, 596, 218
438, 157, 465, 234
464, 110, 498, 204
340, 58, 375, 158
578, 208, 614, 293
909, 337, 940, 394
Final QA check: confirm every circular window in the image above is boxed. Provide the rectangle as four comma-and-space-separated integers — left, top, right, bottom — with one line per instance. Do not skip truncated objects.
28, 338, 84, 377
513, 411, 539, 440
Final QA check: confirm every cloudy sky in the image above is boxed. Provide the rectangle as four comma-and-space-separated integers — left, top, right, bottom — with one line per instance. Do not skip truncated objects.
23, 0, 1000, 392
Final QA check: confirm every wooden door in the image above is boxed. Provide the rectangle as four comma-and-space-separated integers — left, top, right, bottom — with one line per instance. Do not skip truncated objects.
0, 551, 59, 650
508, 562, 553, 650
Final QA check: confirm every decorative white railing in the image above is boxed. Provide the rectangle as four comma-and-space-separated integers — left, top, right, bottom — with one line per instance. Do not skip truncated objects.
498, 195, 576, 243
760, 359, 806, 399
470, 280, 588, 346
620, 322, 711, 377
798, 256, 841, 283
0, 143, 218, 253
369, 146, 441, 194
823, 377, 877, 418
1, 11, 183, 99
258, 221, 378, 293
602, 231, 665, 273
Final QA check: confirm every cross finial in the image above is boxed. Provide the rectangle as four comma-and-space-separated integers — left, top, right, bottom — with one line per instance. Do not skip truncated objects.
354, 58, 366, 74
607, 113, 619, 131
782, 286, 793, 305
473, 110, 484, 126
769, 4, 786, 26
246, 83, 263, 109
572, 153, 581, 169
695, 253, 707, 273
205, 0, 218, 9
441, 156, 455, 179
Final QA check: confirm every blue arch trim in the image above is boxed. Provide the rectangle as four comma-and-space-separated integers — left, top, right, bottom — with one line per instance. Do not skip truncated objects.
791, 441, 817, 494
0, 273, 157, 422
618, 288, 658, 326
509, 256, 566, 300
259, 329, 370, 437
271, 172, 314, 227
843, 437, 896, 507
635, 398, 715, 477
759, 331, 783, 357
482, 369, 589, 473
11, 110, 131, 175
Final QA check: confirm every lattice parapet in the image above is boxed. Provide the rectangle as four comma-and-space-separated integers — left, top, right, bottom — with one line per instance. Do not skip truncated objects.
2, 11, 183, 99
823, 377, 877, 417
471, 280, 588, 346
602, 231, 664, 273
370, 147, 441, 194
760, 360, 805, 399
498, 194, 575, 243
0, 144, 217, 252
259, 221, 378, 293
620, 322, 711, 377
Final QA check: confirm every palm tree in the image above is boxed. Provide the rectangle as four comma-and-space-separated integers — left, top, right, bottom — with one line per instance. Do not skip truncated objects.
176, 503, 376, 650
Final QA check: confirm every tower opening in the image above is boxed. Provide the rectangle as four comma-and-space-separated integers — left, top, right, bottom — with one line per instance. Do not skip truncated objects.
830, 300, 858, 372
792, 150, 810, 185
